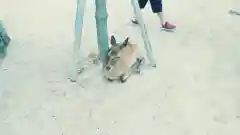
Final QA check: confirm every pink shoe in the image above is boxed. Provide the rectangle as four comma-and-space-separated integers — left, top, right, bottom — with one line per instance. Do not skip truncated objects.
162, 21, 176, 30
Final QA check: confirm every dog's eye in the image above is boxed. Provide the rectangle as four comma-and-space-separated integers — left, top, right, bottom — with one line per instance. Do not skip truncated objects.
109, 56, 120, 65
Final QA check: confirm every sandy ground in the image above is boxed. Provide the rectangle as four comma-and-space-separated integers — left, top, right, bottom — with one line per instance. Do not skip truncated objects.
0, 0, 240, 135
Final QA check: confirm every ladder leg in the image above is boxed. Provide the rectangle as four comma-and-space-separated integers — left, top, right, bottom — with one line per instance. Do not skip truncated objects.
69, 0, 87, 82
95, 0, 109, 65
131, 0, 156, 67
229, 9, 240, 15
229, 0, 240, 16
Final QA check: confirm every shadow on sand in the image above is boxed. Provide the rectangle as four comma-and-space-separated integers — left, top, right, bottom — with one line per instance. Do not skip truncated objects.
0, 58, 3, 67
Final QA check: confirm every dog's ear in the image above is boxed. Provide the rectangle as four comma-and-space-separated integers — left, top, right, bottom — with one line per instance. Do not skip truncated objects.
110, 35, 117, 45
123, 37, 129, 45
120, 37, 130, 49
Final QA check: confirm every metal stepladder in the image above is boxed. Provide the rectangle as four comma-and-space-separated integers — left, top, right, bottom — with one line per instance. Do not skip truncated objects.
69, 0, 156, 82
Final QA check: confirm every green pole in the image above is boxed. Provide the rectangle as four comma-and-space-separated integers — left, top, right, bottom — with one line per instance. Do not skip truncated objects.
131, 0, 156, 67
95, 0, 109, 65
69, 0, 87, 82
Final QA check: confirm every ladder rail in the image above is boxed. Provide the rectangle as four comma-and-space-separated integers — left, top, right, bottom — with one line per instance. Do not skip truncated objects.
131, 0, 156, 67
69, 0, 87, 82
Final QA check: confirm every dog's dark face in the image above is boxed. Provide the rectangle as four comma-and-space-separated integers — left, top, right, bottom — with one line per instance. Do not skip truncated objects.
104, 35, 129, 71
109, 35, 129, 56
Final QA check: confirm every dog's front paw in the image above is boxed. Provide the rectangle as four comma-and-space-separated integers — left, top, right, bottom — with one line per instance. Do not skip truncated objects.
107, 78, 114, 82
137, 57, 145, 65
135, 57, 145, 74
104, 76, 114, 82
119, 75, 128, 83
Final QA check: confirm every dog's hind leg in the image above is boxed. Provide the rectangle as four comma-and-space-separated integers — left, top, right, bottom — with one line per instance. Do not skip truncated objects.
136, 57, 145, 73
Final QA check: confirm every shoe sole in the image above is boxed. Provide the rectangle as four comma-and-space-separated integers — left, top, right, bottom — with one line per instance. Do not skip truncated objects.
161, 28, 176, 32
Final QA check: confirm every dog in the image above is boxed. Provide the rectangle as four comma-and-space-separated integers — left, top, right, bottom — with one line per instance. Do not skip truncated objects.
103, 35, 144, 83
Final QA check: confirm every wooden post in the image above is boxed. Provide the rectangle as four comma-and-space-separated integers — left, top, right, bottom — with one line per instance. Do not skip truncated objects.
69, 0, 87, 82
131, 0, 156, 67
95, 0, 109, 65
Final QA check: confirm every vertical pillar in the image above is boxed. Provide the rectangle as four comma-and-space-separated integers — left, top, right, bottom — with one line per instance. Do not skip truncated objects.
131, 0, 156, 67
69, 0, 87, 82
95, 0, 109, 65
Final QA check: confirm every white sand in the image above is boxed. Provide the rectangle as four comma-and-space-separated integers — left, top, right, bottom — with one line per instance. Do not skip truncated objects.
0, 0, 240, 135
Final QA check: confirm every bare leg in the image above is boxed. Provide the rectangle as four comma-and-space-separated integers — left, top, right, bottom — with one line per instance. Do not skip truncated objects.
132, 10, 163, 24
157, 12, 176, 29
156, 12, 164, 25
131, 0, 176, 30
151, 0, 176, 29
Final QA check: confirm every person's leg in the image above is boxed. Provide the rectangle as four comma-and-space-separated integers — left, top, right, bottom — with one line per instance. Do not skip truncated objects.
131, 0, 148, 24
139, 0, 149, 9
149, 0, 164, 23
150, 0, 176, 29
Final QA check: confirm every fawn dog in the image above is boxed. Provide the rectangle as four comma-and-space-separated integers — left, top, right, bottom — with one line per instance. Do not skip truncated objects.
103, 35, 144, 83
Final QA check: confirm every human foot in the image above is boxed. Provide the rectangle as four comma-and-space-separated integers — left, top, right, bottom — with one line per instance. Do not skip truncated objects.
131, 17, 176, 30
161, 21, 176, 30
